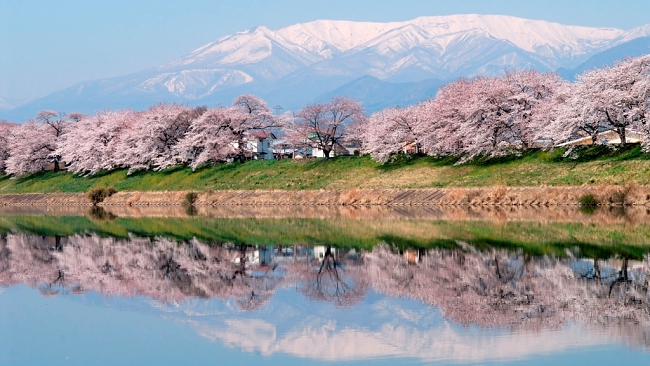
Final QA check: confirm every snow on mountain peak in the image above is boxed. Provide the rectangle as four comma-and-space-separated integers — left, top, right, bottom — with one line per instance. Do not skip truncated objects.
616, 23, 650, 44
163, 14, 640, 74
409, 14, 623, 56
268, 14, 626, 58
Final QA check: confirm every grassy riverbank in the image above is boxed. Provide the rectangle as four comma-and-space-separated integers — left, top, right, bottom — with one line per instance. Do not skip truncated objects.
1, 145, 649, 194
1, 213, 648, 259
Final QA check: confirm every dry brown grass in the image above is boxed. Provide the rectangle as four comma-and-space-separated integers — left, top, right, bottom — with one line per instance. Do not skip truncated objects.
75, 185, 650, 209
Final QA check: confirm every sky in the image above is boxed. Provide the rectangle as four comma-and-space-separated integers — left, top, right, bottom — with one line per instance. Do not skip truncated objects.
1, 0, 649, 101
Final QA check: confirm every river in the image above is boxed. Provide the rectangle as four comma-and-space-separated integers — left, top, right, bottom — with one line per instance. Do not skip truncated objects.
1, 205, 649, 365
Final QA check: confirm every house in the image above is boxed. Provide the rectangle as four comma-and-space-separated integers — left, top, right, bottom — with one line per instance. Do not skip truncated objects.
270, 139, 299, 159
556, 128, 644, 147
401, 141, 421, 154
311, 142, 356, 158
341, 141, 361, 155
229, 131, 276, 160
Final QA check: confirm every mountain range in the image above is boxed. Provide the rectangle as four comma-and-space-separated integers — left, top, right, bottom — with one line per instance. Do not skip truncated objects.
2, 14, 650, 122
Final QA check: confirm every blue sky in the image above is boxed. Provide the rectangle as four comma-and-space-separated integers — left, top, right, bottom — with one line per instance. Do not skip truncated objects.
1, 0, 649, 101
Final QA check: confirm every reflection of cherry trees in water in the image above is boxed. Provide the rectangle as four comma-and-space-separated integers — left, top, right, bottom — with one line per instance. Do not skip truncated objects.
365, 244, 650, 330
294, 245, 368, 307
1, 234, 650, 331
0, 234, 282, 309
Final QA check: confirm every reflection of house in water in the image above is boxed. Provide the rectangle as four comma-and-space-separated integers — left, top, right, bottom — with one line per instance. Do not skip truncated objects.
251, 246, 275, 267
314, 245, 336, 261
230, 244, 356, 267
571, 258, 647, 283
403, 249, 420, 264
231, 245, 275, 268
263, 245, 361, 265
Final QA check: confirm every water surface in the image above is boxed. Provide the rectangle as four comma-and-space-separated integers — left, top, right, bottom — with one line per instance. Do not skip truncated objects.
1, 205, 650, 364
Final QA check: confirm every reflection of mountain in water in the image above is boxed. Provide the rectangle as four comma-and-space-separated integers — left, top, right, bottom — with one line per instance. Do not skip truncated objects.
1, 233, 650, 336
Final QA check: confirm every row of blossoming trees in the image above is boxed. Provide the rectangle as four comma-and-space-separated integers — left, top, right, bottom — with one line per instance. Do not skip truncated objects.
0, 94, 366, 176
0, 55, 649, 176
365, 54, 650, 162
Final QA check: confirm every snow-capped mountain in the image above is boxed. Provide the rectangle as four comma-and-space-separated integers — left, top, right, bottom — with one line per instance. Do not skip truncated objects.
153, 14, 627, 91
3, 14, 650, 121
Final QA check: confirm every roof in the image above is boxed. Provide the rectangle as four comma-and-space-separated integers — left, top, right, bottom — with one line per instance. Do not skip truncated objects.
332, 142, 350, 154
247, 131, 276, 140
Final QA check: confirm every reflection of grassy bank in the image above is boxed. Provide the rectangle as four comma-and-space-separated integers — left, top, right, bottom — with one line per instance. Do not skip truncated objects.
1, 145, 650, 194
1, 214, 650, 259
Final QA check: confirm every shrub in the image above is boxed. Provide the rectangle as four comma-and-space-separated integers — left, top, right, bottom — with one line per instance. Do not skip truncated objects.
578, 194, 599, 207
87, 186, 117, 205
610, 190, 627, 205
184, 191, 198, 206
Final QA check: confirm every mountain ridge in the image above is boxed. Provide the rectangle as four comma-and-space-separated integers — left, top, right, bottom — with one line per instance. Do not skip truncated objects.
2, 14, 649, 122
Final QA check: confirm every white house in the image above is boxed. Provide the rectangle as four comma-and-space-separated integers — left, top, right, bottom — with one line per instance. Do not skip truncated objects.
311, 142, 358, 158
230, 131, 277, 160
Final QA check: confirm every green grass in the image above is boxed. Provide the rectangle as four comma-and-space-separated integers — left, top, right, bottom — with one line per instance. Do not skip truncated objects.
1, 145, 650, 193
2, 213, 650, 259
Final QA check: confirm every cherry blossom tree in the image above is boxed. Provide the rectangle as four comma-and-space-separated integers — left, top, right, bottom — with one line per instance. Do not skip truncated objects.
229, 94, 278, 161
363, 106, 423, 162
414, 84, 465, 157
176, 95, 277, 168
286, 97, 365, 159
57, 109, 137, 175
5, 111, 71, 175
113, 103, 205, 173
533, 82, 594, 145
571, 55, 650, 147
0, 121, 17, 173
449, 71, 562, 159
367, 70, 561, 162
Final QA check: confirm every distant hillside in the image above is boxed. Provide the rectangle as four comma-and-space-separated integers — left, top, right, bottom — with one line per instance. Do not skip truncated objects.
557, 36, 650, 80
315, 76, 445, 112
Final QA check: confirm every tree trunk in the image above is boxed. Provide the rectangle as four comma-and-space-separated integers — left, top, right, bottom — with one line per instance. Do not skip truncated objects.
323, 148, 331, 159
617, 126, 626, 147
53, 160, 60, 172
591, 130, 599, 145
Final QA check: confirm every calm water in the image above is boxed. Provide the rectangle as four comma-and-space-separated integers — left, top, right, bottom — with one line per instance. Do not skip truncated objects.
1, 205, 650, 365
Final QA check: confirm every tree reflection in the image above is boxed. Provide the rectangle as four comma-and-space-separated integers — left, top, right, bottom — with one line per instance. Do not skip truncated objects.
296, 245, 367, 307
0, 234, 284, 309
1, 233, 650, 334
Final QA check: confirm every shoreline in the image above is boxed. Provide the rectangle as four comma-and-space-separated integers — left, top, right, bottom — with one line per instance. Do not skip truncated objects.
1, 185, 649, 207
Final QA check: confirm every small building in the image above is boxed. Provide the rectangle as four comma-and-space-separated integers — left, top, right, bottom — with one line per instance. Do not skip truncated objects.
229, 131, 276, 161
311, 142, 355, 158
401, 141, 421, 154
271, 139, 297, 159
245, 131, 277, 160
